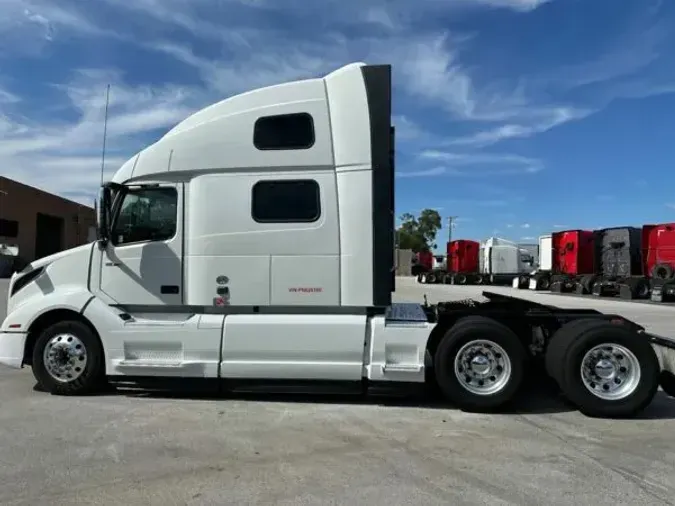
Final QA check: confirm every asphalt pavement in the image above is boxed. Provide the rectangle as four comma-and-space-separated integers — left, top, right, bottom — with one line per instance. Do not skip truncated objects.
1, 277, 675, 505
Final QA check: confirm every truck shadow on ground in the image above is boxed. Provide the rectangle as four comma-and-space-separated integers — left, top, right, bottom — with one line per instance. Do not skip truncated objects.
37, 376, 675, 419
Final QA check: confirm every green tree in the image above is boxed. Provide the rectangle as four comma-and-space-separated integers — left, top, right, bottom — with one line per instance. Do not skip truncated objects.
396, 208, 443, 252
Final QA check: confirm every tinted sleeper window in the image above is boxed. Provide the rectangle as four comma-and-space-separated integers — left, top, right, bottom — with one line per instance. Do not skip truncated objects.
254, 113, 315, 150
252, 180, 320, 223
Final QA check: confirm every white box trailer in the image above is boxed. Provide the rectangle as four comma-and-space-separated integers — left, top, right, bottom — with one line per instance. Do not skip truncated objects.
1, 63, 675, 417
525, 234, 553, 290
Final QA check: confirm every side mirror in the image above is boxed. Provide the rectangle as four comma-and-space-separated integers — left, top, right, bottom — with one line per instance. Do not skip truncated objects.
96, 187, 111, 248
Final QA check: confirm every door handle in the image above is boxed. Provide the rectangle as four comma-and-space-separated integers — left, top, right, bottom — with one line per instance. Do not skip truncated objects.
161, 285, 180, 294
105, 262, 120, 267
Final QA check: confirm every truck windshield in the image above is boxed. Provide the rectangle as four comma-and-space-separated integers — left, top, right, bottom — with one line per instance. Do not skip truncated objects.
112, 187, 178, 245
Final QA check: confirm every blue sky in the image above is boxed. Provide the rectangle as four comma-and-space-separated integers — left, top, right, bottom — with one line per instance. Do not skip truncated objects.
1, 0, 675, 248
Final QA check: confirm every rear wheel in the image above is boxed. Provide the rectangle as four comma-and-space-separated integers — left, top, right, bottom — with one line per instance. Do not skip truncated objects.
434, 316, 527, 412
549, 320, 659, 418
454, 274, 468, 285
539, 276, 550, 290
32, 320, 106, 395
545, 319, 607, 384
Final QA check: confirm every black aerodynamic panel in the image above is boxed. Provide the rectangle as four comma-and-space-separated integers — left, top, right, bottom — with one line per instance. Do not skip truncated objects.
362, 64, 394, 308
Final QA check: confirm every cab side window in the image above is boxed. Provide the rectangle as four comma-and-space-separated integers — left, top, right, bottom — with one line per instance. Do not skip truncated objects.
252, 180, 320, 223
112, 187, 178, 246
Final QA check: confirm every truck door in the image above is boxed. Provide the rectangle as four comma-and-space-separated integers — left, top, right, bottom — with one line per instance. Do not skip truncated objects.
99, 183, 183, 305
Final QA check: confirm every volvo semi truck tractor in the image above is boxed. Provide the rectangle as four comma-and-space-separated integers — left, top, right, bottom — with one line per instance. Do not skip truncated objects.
1, 63, 675, 417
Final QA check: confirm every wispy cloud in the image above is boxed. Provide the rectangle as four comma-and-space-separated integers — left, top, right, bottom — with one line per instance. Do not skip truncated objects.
446, 107, 591, 147
0, 68, 201, 201
467, 0, 552, 10
397, 150, 544, 178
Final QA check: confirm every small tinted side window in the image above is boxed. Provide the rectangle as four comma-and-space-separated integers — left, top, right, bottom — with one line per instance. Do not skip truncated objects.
253, 113, 315, 150
252, 180, 320, 223
112, 187, 178, 245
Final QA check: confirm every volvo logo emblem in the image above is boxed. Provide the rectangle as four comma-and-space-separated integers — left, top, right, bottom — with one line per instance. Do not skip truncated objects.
216, 275, 229, 285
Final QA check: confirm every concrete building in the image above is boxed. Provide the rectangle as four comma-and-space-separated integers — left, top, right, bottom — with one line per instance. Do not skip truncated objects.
0, 176, 96, 267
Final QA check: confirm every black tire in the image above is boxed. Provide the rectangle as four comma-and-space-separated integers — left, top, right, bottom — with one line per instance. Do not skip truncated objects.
427, 272, 437, 284
539, 276, 550, 290
652, 263, 674, 281
32, 320, 106, 395
580, 275, 597, 294
633, 278, 650, 298
455, 274, 468, 285
545, 319, 609, 385
554, 320, 659, 418
434, 316, 527, 412
475, 275, 484, 285
442, 274, 453, 284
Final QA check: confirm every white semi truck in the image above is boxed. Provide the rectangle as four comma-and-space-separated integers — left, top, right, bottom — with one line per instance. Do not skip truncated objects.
1, 63, 675, 417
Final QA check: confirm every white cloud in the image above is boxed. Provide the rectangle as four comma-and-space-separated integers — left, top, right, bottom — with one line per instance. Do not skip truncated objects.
413, 150, 544, 176
464, 0, 551, 11
447, 107, 592, 147
397, 167, 448, 178
0, 87, 20, 104
667, 204, 675, 210
520, 236, 535, 240
0, 70, 201, 202
521, 223, 530, 229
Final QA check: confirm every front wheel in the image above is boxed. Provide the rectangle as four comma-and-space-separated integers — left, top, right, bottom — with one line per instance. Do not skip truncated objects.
32, 320, 106, 395
434, 316, 527, 412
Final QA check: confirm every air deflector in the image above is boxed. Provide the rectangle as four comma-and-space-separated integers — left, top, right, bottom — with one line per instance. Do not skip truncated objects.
361, 64, 394, 307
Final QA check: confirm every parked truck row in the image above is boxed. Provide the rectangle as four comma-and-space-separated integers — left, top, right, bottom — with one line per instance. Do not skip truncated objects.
415, 238, 537, 287
514, 223, 675, 303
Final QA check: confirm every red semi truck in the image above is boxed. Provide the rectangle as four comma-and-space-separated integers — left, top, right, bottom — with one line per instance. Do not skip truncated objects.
412, 250, 434, 277
642, 222, 675, 302
643, 222, 675, 281
417, 240, 482, 284
549, 230, 596, 293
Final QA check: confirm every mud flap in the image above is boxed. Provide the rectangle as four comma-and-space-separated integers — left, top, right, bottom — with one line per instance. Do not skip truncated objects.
651, 338, 675, 397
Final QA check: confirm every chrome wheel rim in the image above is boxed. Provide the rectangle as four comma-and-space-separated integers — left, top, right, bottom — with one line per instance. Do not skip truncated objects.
454, 340, 512, 396
580, 343, 641, 400
43, 333, 88, 383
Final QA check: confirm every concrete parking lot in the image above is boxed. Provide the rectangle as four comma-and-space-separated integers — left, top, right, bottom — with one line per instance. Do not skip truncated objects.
1, 277, 675, 505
